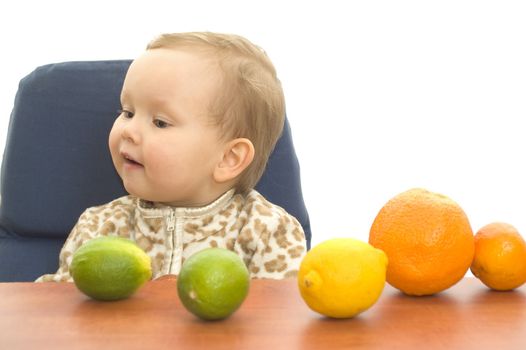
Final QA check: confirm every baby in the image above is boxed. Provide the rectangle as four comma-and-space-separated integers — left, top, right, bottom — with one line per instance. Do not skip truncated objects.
37, 32, 306, 282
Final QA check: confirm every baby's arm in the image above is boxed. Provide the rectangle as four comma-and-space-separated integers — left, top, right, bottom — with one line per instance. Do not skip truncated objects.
35, 210, 97, 282
247, 214, 306, 279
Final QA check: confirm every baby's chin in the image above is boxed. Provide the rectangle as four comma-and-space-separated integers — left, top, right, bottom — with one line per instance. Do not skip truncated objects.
121, 184, 149, 201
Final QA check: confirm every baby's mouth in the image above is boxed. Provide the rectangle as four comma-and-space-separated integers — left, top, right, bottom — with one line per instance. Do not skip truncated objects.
122, 152, 143, 167
126, 158, 142, 166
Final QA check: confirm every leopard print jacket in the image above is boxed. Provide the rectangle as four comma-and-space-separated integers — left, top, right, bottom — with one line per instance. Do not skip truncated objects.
36, 189, 306, 282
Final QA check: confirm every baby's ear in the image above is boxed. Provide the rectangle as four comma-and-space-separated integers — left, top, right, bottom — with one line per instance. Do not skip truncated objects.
213, 138, 255, 183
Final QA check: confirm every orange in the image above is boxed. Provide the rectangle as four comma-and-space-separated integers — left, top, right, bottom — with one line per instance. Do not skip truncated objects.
369, 188, 474, 296
470, 222, 526, 291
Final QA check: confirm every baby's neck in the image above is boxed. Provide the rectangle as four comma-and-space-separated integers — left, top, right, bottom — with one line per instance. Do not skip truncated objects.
148, 187, 236, 209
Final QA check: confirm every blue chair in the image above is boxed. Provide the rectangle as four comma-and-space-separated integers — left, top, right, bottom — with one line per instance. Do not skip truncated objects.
0, 60, 311, 282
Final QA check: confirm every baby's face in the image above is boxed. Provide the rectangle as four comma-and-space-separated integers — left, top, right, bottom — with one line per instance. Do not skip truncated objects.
109, 48, 226, 207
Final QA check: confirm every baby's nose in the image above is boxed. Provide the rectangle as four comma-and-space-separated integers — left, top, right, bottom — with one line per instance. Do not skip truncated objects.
121, 119, 141, 144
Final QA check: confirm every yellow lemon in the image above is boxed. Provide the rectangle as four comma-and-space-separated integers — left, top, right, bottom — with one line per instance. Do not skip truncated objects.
71, 236, 152, 301
298, 238, 388, 318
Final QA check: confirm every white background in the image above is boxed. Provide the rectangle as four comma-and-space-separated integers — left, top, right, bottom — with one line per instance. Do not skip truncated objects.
1, 0, 525, 250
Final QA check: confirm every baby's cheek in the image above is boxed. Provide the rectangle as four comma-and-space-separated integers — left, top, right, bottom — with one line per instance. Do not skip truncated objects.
108, 138, 119, 163
108, 125, 120, 151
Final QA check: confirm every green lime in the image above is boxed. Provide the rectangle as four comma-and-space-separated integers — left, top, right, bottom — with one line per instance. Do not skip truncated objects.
70, 236, 152, 301
177, 248, 250, 320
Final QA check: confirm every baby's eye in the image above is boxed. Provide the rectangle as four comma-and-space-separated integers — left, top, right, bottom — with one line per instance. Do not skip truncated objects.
153, 119, 170, 129
117, 109, 134, 119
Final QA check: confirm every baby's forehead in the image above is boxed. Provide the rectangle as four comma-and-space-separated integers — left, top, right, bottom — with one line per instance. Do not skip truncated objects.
130, 48, 222, 83
120, 49, 225, 113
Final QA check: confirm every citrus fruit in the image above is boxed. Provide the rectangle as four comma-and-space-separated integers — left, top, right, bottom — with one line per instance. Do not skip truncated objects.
297, 238, 388, 319
369, 188, 474, 296
470, 222, 526, 291
70, 236, 152, 301
177, 248, 250, 321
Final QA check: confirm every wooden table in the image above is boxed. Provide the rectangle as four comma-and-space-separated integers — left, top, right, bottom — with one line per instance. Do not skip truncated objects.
0, 278, 525, 349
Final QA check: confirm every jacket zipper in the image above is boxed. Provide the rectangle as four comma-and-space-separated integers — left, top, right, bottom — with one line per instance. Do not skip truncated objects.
166, 210, 176, 232
166, 209, 176, 273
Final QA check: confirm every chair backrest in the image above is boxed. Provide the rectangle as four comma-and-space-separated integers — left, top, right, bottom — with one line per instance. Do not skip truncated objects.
0, 60, 311, 282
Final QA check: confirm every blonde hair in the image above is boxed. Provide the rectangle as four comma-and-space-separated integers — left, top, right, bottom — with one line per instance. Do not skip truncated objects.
147, 32, 285, 194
